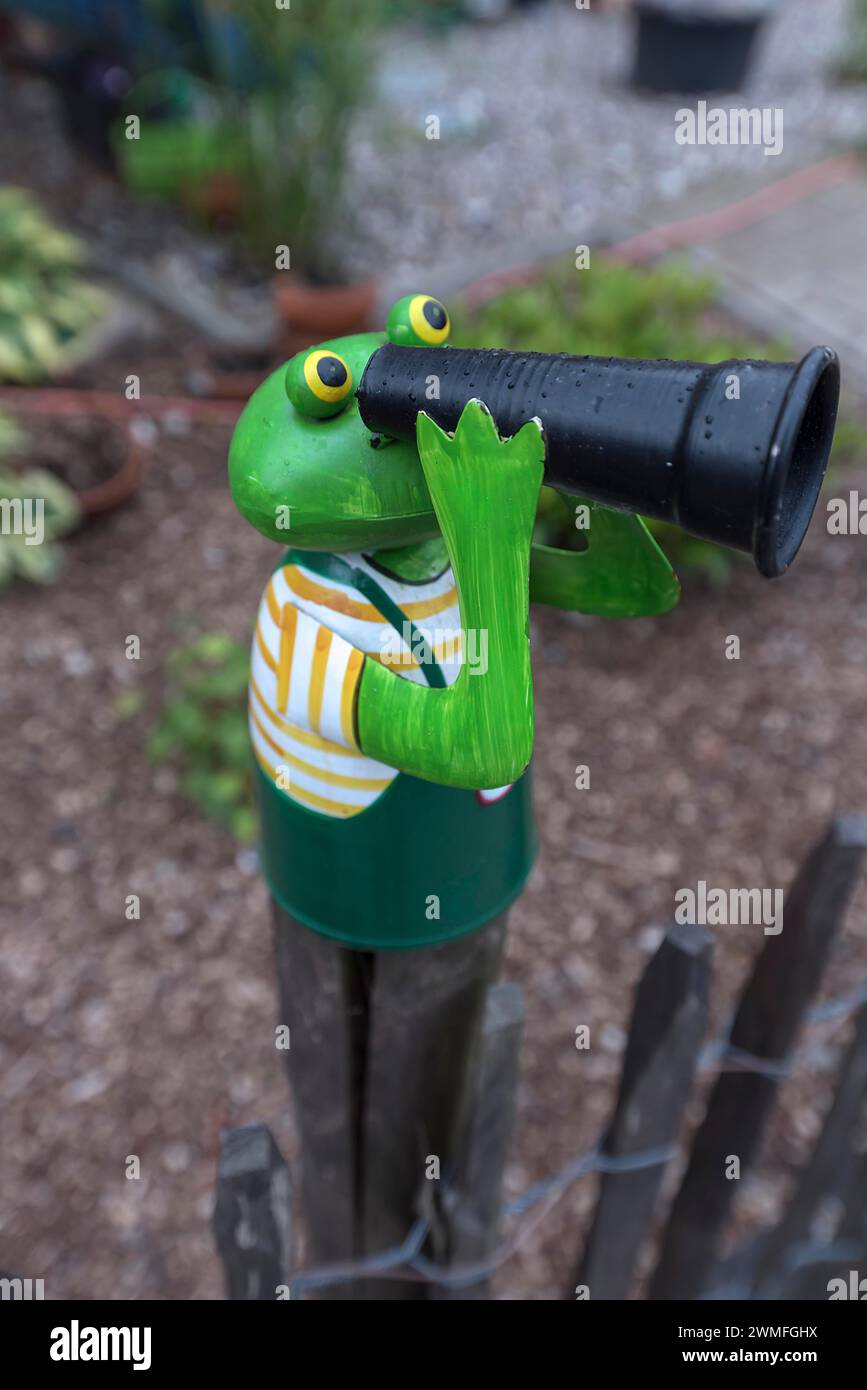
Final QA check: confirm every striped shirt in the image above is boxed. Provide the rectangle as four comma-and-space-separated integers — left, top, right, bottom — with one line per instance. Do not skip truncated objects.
249, 551, 462, 819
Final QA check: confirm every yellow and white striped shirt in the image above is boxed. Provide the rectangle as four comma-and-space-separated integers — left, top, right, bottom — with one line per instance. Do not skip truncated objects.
249, 551, 462, 820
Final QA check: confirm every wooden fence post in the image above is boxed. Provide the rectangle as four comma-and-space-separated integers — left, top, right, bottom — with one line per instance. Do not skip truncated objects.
212, 1123, 294, 1301
755, 1003, 867, 1297
432, 980, 525, 1299
650, 816, 867, 1300
807, 1079, 867, 1292
271, 904, 363, 1292
358, 914, 508, 1299
272, 904, 507, 1299
572, 922, 713, 1300
774, 1147, 867, 1301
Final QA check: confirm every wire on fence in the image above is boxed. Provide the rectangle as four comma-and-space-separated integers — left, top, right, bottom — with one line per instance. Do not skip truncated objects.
287, 977, 867, 1299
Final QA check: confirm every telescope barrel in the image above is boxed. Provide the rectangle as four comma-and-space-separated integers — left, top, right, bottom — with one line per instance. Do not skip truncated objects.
357, 343, 840, 578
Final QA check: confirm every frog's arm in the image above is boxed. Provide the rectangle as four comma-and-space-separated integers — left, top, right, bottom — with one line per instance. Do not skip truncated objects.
530, 497, 680, 617
357, 401, 543, 791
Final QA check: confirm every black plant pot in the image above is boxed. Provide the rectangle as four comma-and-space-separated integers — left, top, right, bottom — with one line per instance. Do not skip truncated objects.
632, 3, 766, 94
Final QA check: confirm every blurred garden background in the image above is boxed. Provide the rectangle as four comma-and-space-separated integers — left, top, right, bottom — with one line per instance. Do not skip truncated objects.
2, 0, 867, 1298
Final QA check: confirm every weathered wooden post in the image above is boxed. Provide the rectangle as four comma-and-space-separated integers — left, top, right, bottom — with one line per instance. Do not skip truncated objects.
572, 922, 713, 1300
226, 294, 838, 1298
273, 903, 506, 1298
432, 980, 525, 1298
212, 1123, 294, 1300
270, 912, 359, 1288
755, 1001, 867, 1298
651, 816, 867, 1300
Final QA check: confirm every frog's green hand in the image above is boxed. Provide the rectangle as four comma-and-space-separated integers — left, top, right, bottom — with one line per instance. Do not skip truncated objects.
357, 401, 544, 790
531, 497, 680, 617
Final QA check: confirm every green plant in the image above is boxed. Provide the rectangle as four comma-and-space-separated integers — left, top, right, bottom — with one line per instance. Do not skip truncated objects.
452, 256, 790, 363
115, 110, 248, 205
826, 412, 867, 470
0, 188, 107, 383
148, 632, 255, 841
0, 415, 82, 587
121, 2, 384, 277
231, 0, 385, 278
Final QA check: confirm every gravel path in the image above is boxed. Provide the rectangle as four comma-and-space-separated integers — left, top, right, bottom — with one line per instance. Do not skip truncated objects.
3, 1, 864, 299
345, 0, 867, 285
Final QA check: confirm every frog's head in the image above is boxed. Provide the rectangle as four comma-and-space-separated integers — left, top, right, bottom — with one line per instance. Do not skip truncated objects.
228, 294, 450, 552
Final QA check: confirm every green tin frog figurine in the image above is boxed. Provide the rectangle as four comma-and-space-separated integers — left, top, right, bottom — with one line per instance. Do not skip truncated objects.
228, 294, 680, 951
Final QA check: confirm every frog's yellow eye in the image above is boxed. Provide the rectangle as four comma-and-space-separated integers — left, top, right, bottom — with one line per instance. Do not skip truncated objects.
387, 294, 450, 347
285, 349, 353, 419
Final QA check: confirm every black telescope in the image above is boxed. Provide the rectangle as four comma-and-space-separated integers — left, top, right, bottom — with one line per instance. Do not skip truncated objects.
357, 344, 840, 578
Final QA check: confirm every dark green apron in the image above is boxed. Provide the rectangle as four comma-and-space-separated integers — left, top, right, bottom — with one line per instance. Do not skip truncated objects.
253, 551, 536, 951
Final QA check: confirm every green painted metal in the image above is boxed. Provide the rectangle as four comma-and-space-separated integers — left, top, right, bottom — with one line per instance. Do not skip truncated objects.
284, 346, 355, 420
368, 535, 449, 583
530, 499, 680, 618
358, 403, 543, 790
228, 296, 683, 949
253, 759, 536, 950
386, 292, 451, 348
228, 331, 440, 552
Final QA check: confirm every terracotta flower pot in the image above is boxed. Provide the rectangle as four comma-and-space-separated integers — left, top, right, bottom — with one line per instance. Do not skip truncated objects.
41, 418, 147, 517
184, 172, 245, 228
273, 273, 377, 351
77, 426, 146, 516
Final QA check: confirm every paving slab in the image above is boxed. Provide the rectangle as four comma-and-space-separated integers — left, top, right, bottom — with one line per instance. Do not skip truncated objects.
641, 168, 867, 398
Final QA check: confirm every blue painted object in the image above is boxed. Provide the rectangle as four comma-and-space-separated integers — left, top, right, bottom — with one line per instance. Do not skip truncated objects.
0, 0, 257, 86
0, 1, 149, 43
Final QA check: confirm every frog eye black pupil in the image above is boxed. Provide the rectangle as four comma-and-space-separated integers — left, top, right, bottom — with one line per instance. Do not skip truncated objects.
423, 300, 447, 330
317, 356, 348, 388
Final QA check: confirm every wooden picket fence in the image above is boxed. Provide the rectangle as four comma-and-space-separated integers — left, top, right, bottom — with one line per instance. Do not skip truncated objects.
212, 816, 867, 1300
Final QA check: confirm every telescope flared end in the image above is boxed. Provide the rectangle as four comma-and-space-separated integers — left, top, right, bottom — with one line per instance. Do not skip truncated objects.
754, 347, 840, 578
